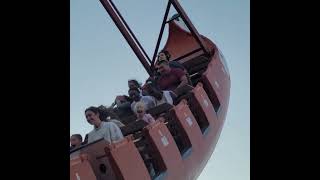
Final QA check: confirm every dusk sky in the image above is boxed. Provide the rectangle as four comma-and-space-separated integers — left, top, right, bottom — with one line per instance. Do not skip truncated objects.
71, 0, 249, 179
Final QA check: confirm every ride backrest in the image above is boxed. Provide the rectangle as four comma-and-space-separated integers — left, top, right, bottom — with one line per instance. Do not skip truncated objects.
173, 84, 194, 105
158, 106, 192, 155
181, 55, 210, 75
200, 58, 225, 113
70, 139, 117, 180
105, 136, 151, 180
120, 120, 148, 137
142, 120, 181, 178
177, 83, 217, 134
119, 114, 137, 125
146, 103, 173, 119
70, 154, 97, 180
113, 105, 135, 123
182, 55, 210, 86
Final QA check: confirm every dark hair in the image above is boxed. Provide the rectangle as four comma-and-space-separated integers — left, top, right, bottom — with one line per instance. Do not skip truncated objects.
123, 95, 131, 101
85, 106, 105, 121
159, 50, 171, 60
146, 79, 159, 90
128, 79, 141, 89
145, 79, 162, 95
71, 134, 83, 141
98, 105, 120, 120
97, 105, 110, 121
85, 105, 119, 121
85, 106, 100, 114
128, 87, 141, 94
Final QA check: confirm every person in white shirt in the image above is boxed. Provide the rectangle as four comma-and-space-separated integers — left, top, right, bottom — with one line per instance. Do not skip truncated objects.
128, 87, 156, 112
145, 79, 176, 106
85, 106, 124, 144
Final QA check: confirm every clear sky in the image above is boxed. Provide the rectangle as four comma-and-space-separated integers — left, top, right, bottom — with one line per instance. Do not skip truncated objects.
70, 0, 250, 179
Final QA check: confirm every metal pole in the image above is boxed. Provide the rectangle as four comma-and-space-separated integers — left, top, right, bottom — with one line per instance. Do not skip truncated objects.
151, 1, 172, 70
108, 0, 152, 64
99, 0, 152, 76
168, 0, 210, 55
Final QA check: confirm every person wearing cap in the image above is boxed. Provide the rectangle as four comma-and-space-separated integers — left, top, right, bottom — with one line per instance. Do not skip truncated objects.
155, 51, 189, 94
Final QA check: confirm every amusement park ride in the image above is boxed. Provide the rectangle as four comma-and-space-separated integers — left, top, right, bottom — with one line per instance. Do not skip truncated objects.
70, 0, 230, 179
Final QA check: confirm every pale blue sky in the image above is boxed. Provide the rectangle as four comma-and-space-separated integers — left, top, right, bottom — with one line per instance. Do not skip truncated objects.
70, 0, 249, 179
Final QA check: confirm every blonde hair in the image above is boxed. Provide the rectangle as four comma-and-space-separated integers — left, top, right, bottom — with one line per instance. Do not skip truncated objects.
134, 101, 145, 114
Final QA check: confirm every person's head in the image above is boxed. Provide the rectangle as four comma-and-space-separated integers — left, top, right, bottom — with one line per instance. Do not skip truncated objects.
156, 59, 171, 75
128, 87, 141, 102
141, 84, 149, 96
145, 79, 163, 100
157, 50, 171, 61
128, 79, 141, 90
134, 101, 146, 118
115, 95, 132, 106
97, 105, 110, 121
70, 134, 82, 148
156, 50, 172, 75
85, 106, 102, 127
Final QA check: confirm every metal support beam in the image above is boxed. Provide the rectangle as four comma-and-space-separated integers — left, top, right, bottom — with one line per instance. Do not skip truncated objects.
151, 1, 172, 71
169, 0, 210, 55
99, 0, 152, 76
108, 0, 152, 64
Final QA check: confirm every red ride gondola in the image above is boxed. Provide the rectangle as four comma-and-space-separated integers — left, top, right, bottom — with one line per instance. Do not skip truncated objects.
70, 0, 230, 180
